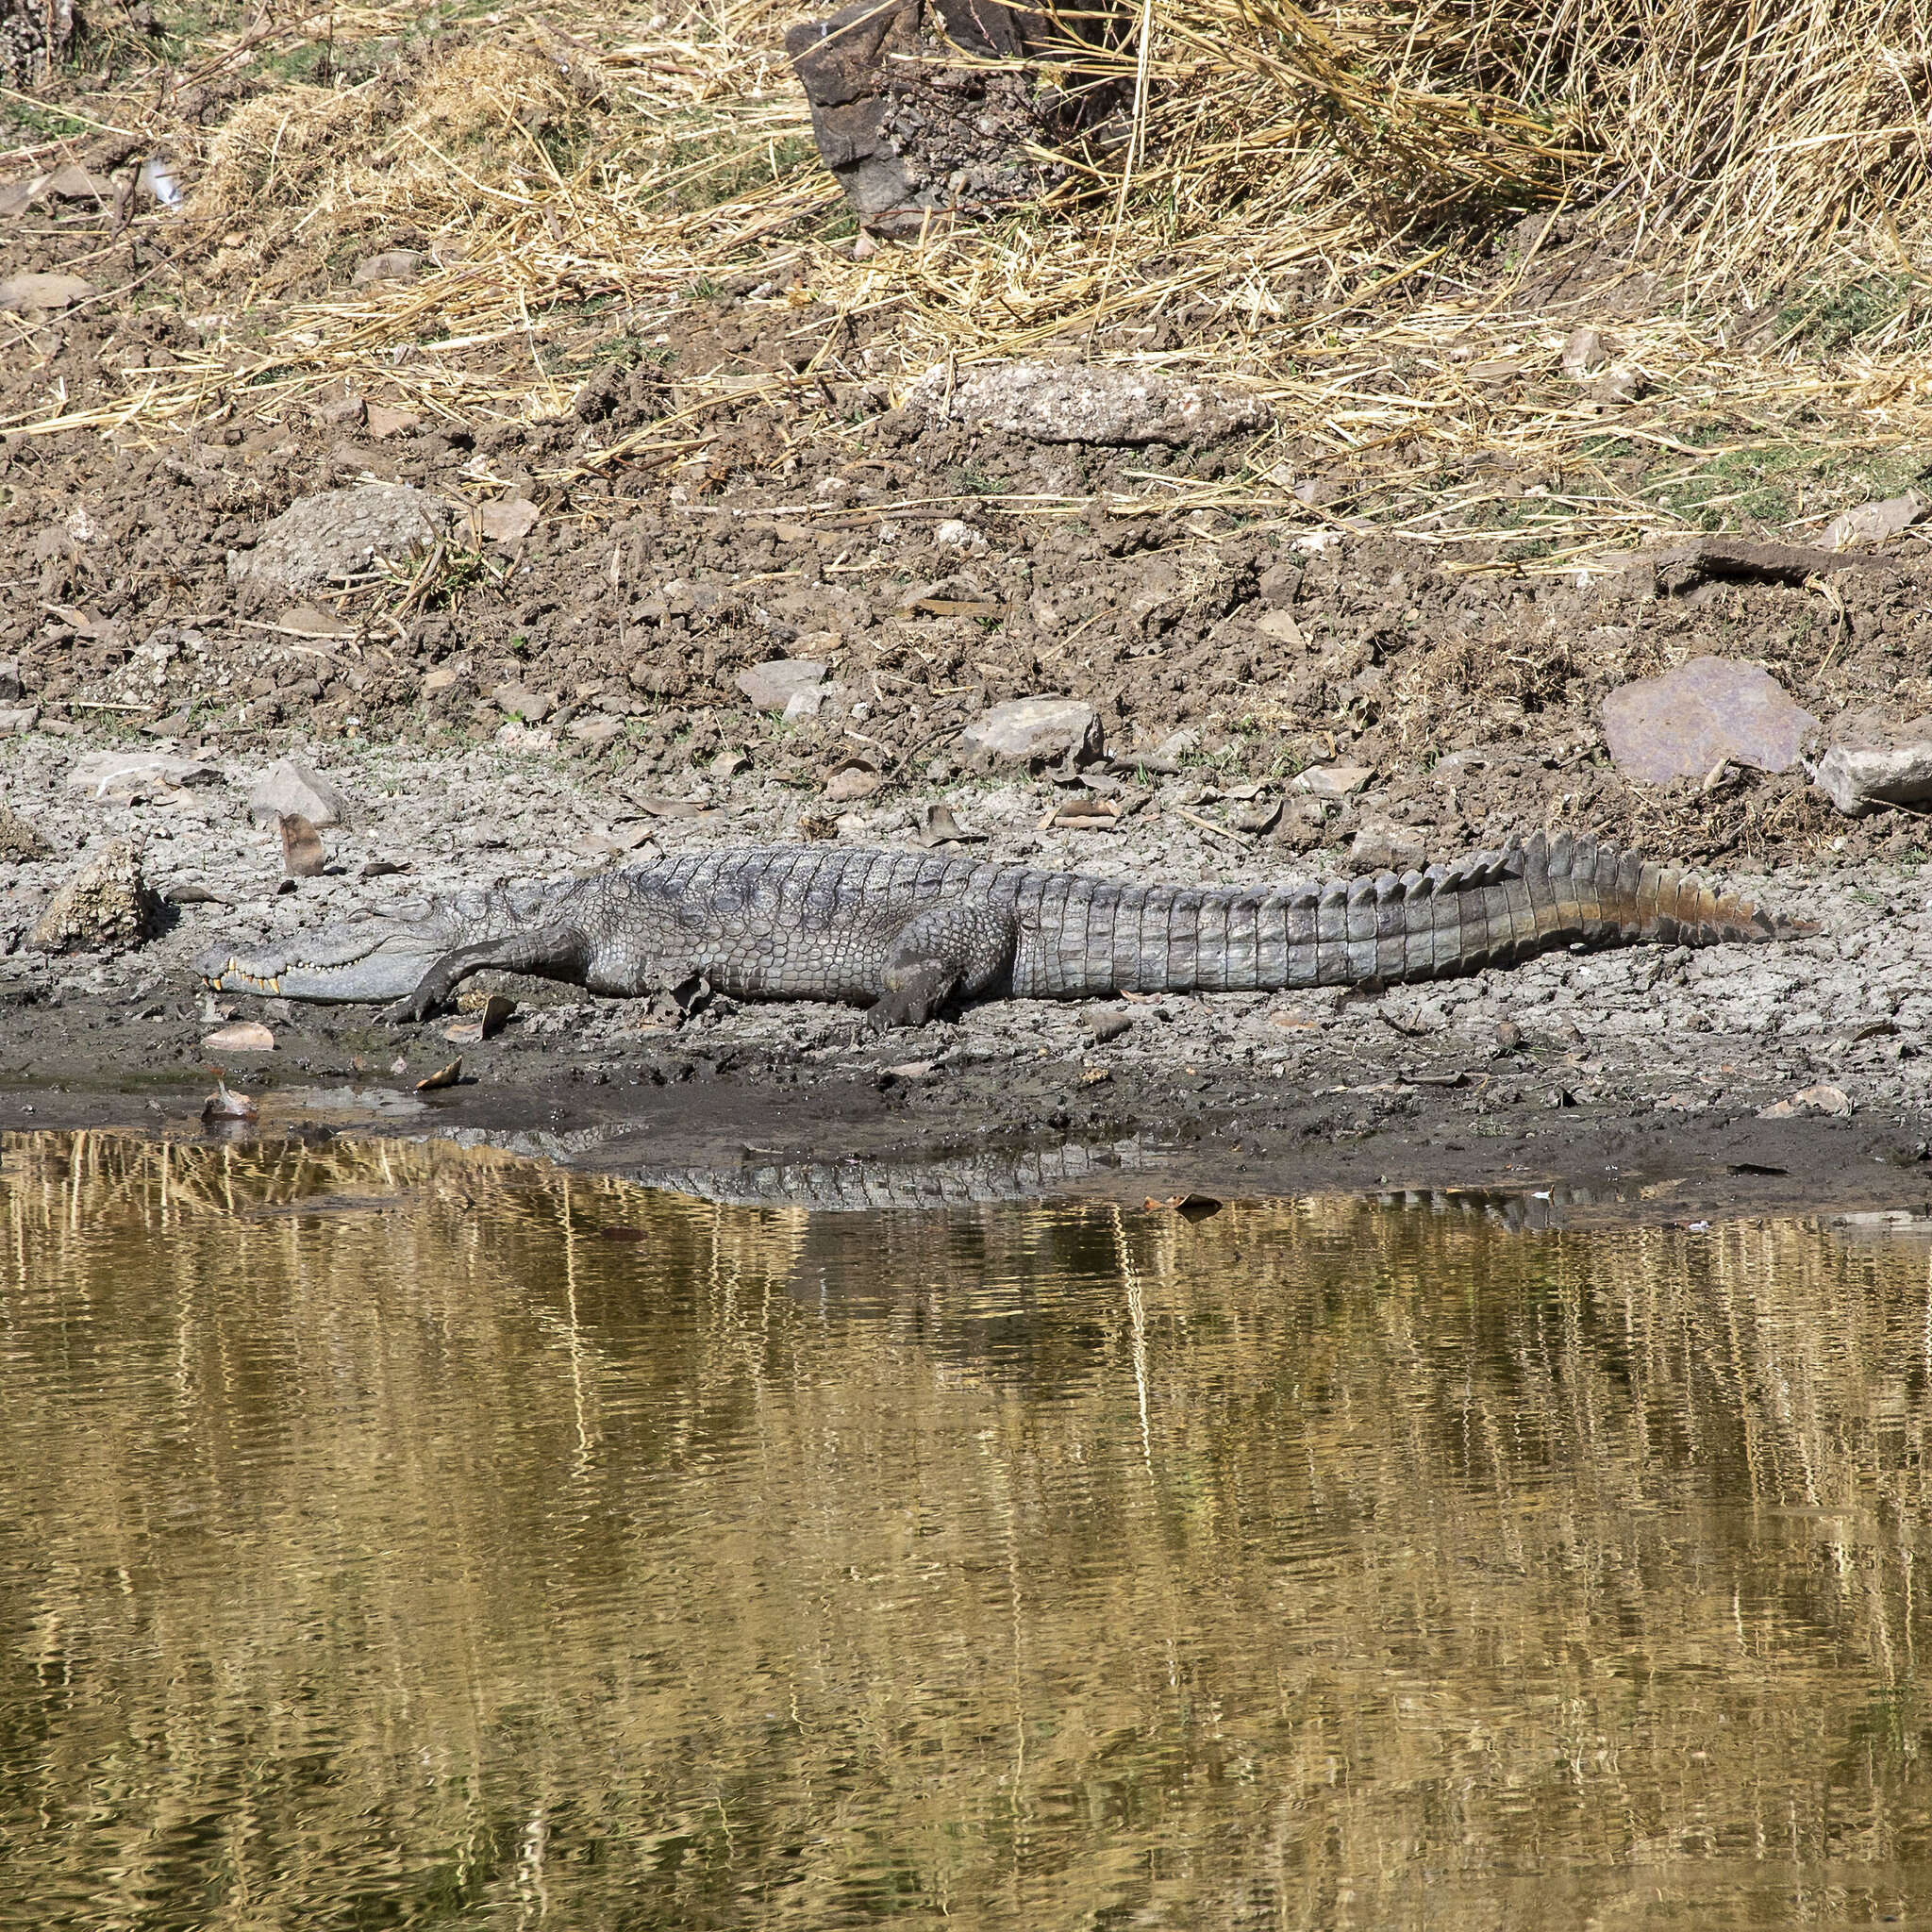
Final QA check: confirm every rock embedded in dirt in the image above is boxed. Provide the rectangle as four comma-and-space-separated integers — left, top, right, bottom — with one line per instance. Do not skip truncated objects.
1602, 657, 1817, 785
68, 751, 223, 804
352, 249, 425, 284
227, 484, 453, 603
492, 683, 555, 724
247, 758, 353, 828
0, 703, 39, 736
0, 804, 51, 861
29, 840, 160, 956
737, 659, 828, 712
1561, 326, 1609, 378
1294, 762, 1375, 799
1824, 491, 1929, 552
1811, 715, 1932, 816
1351, 824, 1427, 872
0, 272, 95, 316
908, 360, 1272, 445
476, 497, 541, 544
961, 696, 1102, 765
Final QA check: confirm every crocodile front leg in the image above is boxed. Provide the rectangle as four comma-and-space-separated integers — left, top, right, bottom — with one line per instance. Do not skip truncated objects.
867, 902, 1017, 1029
381, 921, 591, 1024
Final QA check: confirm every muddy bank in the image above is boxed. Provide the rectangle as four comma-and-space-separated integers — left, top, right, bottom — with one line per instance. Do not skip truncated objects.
1, 732, 1927, 1218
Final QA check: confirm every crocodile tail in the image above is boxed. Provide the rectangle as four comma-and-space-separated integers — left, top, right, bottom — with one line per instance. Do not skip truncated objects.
1044, 829, 1792, 996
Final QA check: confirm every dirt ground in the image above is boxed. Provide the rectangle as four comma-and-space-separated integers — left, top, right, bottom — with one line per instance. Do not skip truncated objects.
4, 19, 1932, 1218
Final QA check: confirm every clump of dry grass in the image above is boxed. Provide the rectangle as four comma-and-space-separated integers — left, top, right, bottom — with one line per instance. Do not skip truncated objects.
7, 0, 1931, 565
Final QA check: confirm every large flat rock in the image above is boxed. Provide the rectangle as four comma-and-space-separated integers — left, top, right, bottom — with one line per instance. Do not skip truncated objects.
960, 696, 1102, 764
1602, 657, 1817, 785
908, 360, 1271, 445
228, 485, 453, 602
247, 758, 355, 829
737, 659, 828, 712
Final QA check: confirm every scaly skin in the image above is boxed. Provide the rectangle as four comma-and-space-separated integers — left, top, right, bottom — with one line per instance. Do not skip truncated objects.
193, 831, 1797, 1028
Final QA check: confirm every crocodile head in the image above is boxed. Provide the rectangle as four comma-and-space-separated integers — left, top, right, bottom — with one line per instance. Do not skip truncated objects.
192, 916, 445, 1005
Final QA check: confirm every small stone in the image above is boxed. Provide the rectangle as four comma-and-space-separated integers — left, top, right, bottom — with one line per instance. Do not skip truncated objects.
1602, 657, 1816, 785
1494, 1019, 1524, 1052
824, 758, 881, 803
29, 840, 160, 955
1824, 491, 1929, 552
908, 360, 1271, 445
0, 658, 19, 702
1253, 609, 1305, 646
1087, 1009, 1134, 1043
1561, 325, 1609, 378
1349, 824, 1426, 872
0, 705, 40, 737
492, 683, 555, 724
0, 272, 95, 315
247, 758, 353, 829
277, 602, 355, 639
1813, 732, 1932, 817
363, 404, 421, 440
709, 748, 749, 779
69, 752, 223, 803
352, 249, 425, 284
0, 805, 51, 861
203, 1021, 275, 1052
1294, 762, 1375, 799
960, 696, 1102, 765
1257, 562, 1301, 608
933, 517, 987, 554
228, 484, 453, 602
569, 714, 625, 748
736, 658, 828, 712
1758, 1083, 1854, 1120
477, 497, 541, 544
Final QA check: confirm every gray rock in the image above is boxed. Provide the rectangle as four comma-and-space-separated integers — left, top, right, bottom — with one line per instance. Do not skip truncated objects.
1810, 713, 1932, 815
908, 360, 1271, 445
0, 657, 19, 701
1601, 657, 1817, 784
1824, 490, 1929, 552
68, 751, 224, 803
0, 805, 50, 862
737, 659, 828, 712
1350, 824, 1428, 873
352, 249, 425, 284
0, 272, 95, 315
960, 696, 1102, 764
1561, 326, 1608, 378
30, 840, 160, 955
0, 705, 39, 737
228, 485, 453, 602
492, 684, 555, 724
247, 758, 354, 829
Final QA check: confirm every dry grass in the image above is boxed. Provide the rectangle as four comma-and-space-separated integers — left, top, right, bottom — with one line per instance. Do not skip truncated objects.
4, 0, 1931, 565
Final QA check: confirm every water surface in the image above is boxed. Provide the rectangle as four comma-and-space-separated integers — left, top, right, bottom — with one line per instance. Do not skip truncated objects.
4, 1132, 1932, 1928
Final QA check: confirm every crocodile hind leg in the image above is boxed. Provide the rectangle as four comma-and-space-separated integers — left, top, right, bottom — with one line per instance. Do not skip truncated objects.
867, 902, 1017, 1030
380, 922, 591, 1024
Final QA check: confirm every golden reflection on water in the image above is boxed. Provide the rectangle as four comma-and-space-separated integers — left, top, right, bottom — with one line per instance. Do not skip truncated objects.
4, 1131, 1932, 1929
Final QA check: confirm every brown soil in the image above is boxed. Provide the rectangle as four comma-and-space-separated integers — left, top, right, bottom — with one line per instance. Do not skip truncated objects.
5, 162, 1930, 875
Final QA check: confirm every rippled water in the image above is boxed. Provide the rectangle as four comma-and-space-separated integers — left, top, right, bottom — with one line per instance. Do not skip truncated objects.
5, 1132, 1932, 1929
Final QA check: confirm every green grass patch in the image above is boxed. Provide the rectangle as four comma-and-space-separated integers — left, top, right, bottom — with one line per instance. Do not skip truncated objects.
1774, 275, 1915, 353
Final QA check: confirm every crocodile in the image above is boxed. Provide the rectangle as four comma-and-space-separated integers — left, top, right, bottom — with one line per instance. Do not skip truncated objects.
194, 829, 1796, 1028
